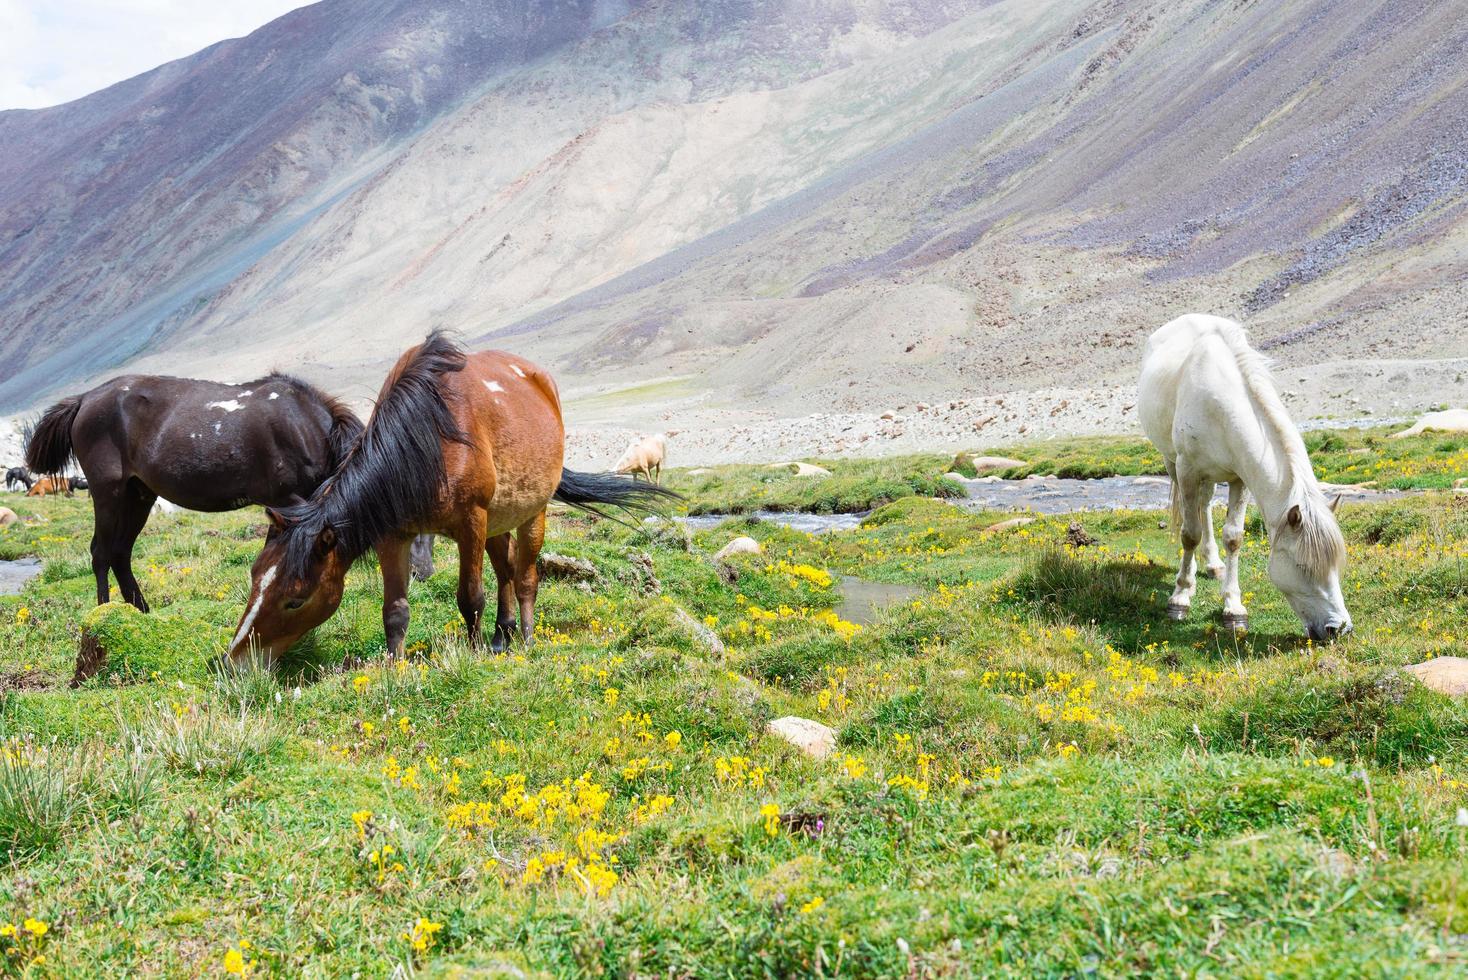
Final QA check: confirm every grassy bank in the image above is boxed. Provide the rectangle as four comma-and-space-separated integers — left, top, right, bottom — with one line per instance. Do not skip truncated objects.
667, 427, 1467, 516
0, 467, 1464, 974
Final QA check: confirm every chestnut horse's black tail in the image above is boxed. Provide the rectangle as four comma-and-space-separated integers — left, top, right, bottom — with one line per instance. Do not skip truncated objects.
25, 396, 82, 477
554, 468, 682, 525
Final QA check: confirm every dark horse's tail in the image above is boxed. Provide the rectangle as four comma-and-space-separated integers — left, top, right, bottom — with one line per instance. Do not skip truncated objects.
554, 468, 682, 524
26, 396, 83, 477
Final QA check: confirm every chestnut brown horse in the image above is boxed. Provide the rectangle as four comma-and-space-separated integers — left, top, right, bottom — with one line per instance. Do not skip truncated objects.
27, 374, 364, 612
226, 332, 676, 666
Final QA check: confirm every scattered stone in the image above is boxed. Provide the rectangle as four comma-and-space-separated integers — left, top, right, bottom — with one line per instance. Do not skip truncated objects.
1402, 657, 1468, 697
673, 606, 725, 657
766, 716, 837, 759
623, 552, 660, 595
1064, 522, 1096, 547
714, 536, 762, 561
789, 462, 831, 477
1132, 476, 1170, 486
985, 517, 1036, 532
0, 507, 16, 526
538, 552, 599, 582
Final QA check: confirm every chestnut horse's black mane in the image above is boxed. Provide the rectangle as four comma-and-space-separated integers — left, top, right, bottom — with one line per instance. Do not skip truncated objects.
277, 331, 470, 577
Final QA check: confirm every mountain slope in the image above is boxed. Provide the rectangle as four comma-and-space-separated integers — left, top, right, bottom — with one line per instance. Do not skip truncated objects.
2, 0, 1465, 438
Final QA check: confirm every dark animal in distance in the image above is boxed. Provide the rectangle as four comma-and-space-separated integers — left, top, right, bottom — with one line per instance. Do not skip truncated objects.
227, 332, 679, 666
5, 467, 33, 492
27, 373, 365, 612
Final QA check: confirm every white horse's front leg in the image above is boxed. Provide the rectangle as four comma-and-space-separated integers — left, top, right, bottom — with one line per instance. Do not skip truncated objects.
1219, 481, 1249, 632
1198, 495, 1225, 579
1168, 477, 1208, 620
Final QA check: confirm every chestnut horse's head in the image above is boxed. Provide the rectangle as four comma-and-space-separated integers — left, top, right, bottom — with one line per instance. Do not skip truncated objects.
227, 507, 349, 667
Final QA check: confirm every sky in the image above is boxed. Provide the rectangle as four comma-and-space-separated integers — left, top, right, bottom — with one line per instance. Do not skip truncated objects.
0, 0, 306, 110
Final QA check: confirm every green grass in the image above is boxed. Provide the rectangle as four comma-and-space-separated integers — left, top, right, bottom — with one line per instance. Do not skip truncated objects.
0, 453, 1464, 975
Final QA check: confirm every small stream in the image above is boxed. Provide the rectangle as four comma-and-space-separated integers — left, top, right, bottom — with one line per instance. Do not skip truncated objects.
835, 576, 921, 626
681, 475, 1406, 533
0, 559, 42, 595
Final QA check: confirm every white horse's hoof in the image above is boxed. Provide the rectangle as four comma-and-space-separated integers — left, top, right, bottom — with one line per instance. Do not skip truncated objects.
1205, 564, 1226, 580
1166, 603, 1190, 622
1222, 613, 1248, 634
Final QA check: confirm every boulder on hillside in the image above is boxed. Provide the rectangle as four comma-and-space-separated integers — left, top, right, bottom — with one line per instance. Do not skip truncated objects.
767, 716, 836, 759
1402, 657, 1468, 697
0, 507, 17, 526
947, 452, 1027, 477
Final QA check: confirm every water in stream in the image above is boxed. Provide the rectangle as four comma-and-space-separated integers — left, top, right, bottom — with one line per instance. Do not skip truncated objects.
0, 558, 42, 595
835, 576, 921, 626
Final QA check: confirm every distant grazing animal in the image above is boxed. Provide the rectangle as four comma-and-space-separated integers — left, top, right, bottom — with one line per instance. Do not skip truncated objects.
614, 433, 668, 483
27, 476, 75, 497
27, 373, 365, 613
226, 333, 679, 667
1390, 408, 1468, 439
5, 467, 33, 492
1138, 314, 1350, 641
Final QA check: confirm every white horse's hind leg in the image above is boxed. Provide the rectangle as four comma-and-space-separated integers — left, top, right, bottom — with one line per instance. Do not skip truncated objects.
1219, 481, 1249, 632
1199, 494, 1225, 579
1167, 475, 1209, 620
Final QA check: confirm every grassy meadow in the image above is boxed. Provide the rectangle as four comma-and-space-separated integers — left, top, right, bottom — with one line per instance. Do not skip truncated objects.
0, 429, 1465, 976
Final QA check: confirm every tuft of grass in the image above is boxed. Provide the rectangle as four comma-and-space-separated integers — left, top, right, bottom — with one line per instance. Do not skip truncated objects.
0, 741, 99, 860
133, 704, 277, 779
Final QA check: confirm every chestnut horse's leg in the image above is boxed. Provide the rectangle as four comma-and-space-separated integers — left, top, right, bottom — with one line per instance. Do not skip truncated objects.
486, 533, 517, 653
512, 510, 547, 646
377, 535, 413, 656
453, 512, 489, 648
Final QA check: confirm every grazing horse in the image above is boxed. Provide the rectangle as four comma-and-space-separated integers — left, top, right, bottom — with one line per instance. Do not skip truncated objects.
1138, 314, 1350, 641
4, 467, 32, 492
615, 433, 668, 483
27, 374, 364, 612
26, 476, 74, 497
227, 332, 677, 666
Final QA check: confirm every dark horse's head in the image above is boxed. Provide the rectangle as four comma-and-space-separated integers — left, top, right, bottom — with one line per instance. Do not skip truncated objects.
227, 332, 468, 666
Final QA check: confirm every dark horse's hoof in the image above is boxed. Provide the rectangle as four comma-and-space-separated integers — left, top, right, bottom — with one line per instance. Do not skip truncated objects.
1222, 612, 1248, 634
1166, 603, 1190, 622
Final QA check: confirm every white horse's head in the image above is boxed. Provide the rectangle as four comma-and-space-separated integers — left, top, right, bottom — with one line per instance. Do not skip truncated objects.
1268, 494, 1351, 641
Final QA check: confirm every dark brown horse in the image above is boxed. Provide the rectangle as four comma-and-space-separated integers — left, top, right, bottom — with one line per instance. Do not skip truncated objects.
4, 467, 33, 492
27, 374, 364, 612
227, 332, 676, 665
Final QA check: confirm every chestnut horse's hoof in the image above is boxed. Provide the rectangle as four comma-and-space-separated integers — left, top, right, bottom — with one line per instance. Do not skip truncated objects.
1222, 613, 1248, 634
1166, 603, 1190, 622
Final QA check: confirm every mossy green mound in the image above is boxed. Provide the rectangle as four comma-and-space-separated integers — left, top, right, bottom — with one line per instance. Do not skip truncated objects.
73, 602, 228, 686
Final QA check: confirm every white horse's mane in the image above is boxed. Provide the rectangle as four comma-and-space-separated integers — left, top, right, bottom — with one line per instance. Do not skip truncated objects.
1213, 320, 1345, 575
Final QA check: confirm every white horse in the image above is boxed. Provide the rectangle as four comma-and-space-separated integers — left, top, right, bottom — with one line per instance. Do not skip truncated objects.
1138, 314, 1351, 641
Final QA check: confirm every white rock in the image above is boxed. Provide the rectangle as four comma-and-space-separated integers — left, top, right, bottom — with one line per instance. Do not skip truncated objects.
713, 536, 762, 561
767, 716, 836, 759
1402, 657, 1468, 697
984, 517, 1036, 532
0, 507, 17, 526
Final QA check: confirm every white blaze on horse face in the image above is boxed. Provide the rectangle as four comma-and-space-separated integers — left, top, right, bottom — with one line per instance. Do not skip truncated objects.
208, 400, 244, 412
484, 380, 505, 393
232, 564, 278, 652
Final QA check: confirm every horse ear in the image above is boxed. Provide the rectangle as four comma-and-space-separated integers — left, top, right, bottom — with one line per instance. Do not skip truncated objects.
265, 507, 286, 532
314, 524, 337, 559
1286, 503, 1303, 528
1329, 493, 1342, 513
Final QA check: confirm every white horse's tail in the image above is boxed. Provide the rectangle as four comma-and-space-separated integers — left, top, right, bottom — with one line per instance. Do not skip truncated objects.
1168, 473, 1184, 535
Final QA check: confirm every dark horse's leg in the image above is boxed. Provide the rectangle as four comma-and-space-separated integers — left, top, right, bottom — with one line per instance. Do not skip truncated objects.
512, 511, 547, 646
113, 482, 156, 611
377, 535, 413, 656
89, 488, 118, 606
486, 533, 516, 653
453, 512, 488, 648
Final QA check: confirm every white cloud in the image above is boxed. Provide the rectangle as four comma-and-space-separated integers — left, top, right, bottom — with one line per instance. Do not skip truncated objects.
0, 0, 307, 111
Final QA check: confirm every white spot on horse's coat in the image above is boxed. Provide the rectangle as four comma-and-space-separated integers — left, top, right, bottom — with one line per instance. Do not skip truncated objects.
213, 422, 222, 434
269, 392, 279, 400
232, 564, 278, 651
241, 390, 253, 397
511, 365, 526, 378
208, 399, 244, 412
484, 380, 505, 393
121, 385, 130, 391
